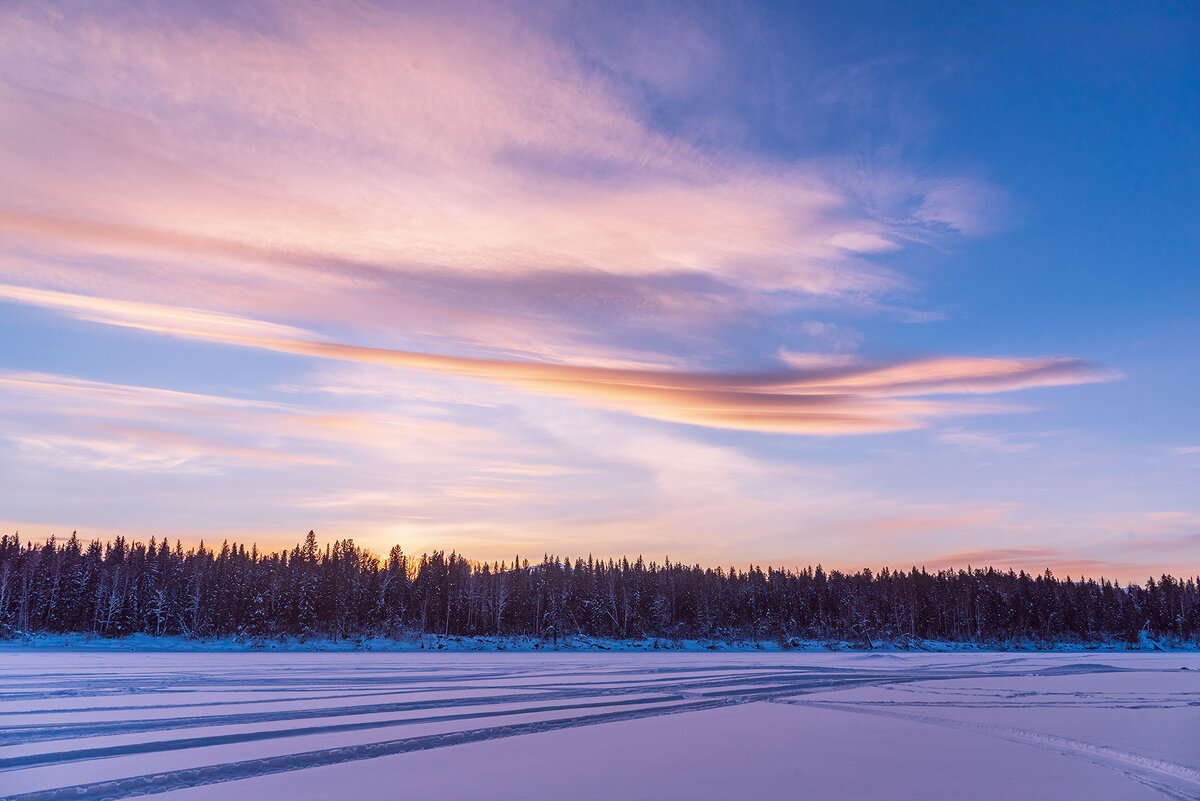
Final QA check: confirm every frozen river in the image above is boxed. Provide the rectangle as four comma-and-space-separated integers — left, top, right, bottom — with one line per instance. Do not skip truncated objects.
1, 648, 1198, 800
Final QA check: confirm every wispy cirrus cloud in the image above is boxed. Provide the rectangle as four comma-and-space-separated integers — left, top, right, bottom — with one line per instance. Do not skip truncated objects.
936, 428, 1036, 454
0, 369, 505, 472
13, 426, 337, 472
0, 0, 1004, 369
0, 284, 1115, 434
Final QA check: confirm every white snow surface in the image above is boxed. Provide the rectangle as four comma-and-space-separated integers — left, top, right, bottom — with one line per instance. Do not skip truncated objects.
1, 647, 1197, 800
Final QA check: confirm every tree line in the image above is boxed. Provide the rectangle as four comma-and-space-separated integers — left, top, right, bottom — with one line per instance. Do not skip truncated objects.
1, 531, 1196, 646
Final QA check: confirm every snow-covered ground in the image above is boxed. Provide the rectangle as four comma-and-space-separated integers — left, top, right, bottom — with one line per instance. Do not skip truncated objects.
7, 631, 1195, 652
1, 649, 1197, 800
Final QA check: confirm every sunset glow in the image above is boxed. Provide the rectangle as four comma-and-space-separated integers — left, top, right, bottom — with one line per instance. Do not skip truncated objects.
2, 1, 1197, 581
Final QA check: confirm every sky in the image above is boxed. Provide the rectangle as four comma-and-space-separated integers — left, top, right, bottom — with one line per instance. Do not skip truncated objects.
1, 0, 1197, 582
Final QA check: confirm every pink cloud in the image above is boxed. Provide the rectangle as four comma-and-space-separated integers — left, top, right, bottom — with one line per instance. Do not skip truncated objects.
928, 546, 1160, 582
0, 285, 1116, 435
0, 0, 1006, 373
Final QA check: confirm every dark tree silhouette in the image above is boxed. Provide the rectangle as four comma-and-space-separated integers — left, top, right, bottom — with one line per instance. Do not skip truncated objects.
1, 532, 1196, 646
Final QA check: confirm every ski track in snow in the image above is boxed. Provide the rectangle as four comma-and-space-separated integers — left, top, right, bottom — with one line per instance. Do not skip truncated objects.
0, 652, 1197, 801
773, 698, 1200, 801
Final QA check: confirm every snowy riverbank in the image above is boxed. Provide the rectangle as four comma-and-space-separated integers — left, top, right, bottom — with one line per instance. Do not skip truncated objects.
3, 631, 1196, 653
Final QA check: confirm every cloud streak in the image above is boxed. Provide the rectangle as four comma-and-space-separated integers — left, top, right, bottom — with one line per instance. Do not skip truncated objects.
0, 284, 1116, 434
931, 547, 1149, 579
0, 0, 1006, 371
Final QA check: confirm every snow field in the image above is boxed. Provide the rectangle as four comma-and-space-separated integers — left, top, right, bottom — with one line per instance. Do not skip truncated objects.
0, 650, 1197, 800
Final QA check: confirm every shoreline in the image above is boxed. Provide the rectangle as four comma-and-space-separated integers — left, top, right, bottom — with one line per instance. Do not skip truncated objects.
4, 631, 1196, 654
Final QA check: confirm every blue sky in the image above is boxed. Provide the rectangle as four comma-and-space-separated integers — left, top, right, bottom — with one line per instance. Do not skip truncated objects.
0, 1, 1196, 580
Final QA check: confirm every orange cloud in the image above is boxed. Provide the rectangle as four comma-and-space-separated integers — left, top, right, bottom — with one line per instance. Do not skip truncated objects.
173, 335, 1117, 435
0, 285, 1117, 434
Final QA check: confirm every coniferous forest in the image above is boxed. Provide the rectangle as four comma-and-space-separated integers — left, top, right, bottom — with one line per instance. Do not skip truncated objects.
1, 531, 1197, 647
